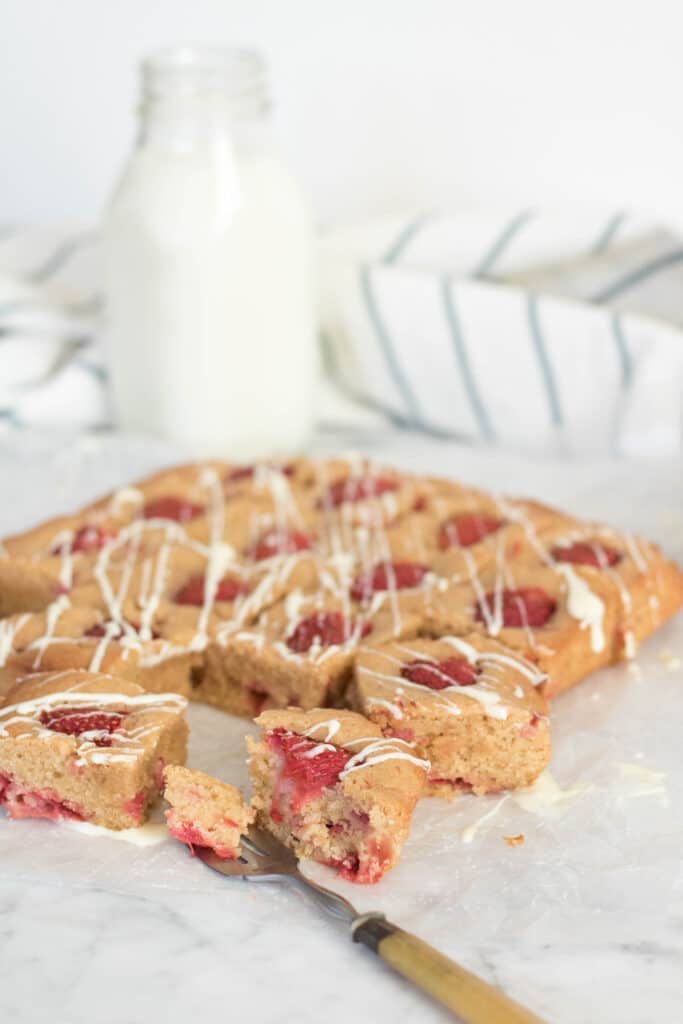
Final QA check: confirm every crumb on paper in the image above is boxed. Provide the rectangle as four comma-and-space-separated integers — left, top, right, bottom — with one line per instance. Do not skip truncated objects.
503, 834, 524, 847
626, 662, 642, 678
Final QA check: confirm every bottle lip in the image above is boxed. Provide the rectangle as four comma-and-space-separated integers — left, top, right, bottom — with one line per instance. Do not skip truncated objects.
141, 45, 269, 118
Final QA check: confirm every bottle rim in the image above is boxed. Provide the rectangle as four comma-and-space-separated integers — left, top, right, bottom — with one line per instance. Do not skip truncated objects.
141, 45, 269, 118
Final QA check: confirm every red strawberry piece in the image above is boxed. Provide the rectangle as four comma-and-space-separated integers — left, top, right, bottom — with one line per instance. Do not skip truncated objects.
53, 524, 116, 555
476, 587, 557, 629
227, 465, 255, 481
0, 777, 85, 822
174, 574, 249, 606
438, 513, 502, 549
122, 791, 146, 821
142, 496, 204, 523
268, 728, 351, 795
322, 475, 398, 508
350, 561, 428, 602
40, 707, 125, 747
401, 656, 479, 689
84, 620, 161, 640
226, 463, 294, 482
286, 611, 372, 653
84, 621, 126, 640
249, 527, 313, 561
166, 818, 238, 859
551, 540, 621, 568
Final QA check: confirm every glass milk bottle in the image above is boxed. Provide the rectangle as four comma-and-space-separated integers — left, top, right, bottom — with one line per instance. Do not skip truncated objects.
103, 47, 315, 458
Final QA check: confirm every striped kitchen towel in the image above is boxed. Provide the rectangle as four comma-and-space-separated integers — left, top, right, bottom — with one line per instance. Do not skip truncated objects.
318, 208, 683, 456
0, 226, 107, 430
2, 210, 683, 454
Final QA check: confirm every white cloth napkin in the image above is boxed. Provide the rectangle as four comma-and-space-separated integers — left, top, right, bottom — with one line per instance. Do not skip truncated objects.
318, 208, 683, 456
0, 227, 107, 430
2, 210, 683, 454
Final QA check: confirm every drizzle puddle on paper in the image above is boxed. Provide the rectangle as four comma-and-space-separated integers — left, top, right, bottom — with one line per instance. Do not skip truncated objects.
62, 820, 169, 847
460, 770, 593, 844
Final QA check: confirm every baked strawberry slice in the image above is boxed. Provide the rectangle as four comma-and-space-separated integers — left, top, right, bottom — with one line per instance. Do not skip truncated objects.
249, 527, 313, 561
84, 620, 161, 640
142, 496, 204, 523
226, 463, 294, 482
401, 656, 478, 689
39, 707, 125, 747
551, 540, 621, 568
350, 561, 429, 602
286, 612, 372, 653
438, 513, 502, 549
322, 475, 398, 508
52, 524, 116, 555
267, 728, 351, 813
174, 574, 249, 606
476, 587, 557, 629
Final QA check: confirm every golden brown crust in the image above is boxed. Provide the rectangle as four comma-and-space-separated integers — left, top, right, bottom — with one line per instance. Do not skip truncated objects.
0, 456, 680, 719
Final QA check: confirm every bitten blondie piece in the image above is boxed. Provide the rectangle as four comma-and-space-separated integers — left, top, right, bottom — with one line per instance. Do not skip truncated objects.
163, 765, 253, 858
352, 634, 550, 797
0, 669, 187, 829
248, 708, 428, 883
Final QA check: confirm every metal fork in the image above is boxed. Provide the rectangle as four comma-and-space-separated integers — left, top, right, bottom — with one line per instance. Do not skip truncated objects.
197, 829, 546, 1023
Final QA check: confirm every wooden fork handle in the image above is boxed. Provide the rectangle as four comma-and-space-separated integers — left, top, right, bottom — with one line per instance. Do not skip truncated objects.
352, 915, 546, 1023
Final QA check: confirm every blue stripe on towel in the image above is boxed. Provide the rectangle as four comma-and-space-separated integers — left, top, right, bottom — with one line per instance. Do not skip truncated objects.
527, 294, 563, 427
28, 231, 96, 284
0, 407, 20, 426
75, 360, 109, 383
590, 211, 627, 255
383, 212, 436, 264
474, 209, 535, 277
611, 313, 633, 388
359, 264, 422, 424
591, 248, 683, 305
441, 278, 495, 441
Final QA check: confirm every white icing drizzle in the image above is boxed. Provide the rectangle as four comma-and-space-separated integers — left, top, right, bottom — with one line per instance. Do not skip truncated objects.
555, 564, 606, 653
339, 736, 430, 778
0, 614, 30, 667
109, 487, 144, 515
302, 719, 341, 744
63, 819, 168, 846
31, 594, 70, 669
365, 696, 404, 719
461, 795, 508, 844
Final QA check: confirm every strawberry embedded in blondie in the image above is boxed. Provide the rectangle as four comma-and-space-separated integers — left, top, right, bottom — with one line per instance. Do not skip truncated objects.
351, 634, 550, 797
163, 765, 253, 858
248, 708, 428, 883
0, 669, 187, 829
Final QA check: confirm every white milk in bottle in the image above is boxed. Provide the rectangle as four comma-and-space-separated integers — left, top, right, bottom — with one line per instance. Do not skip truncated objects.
103, 47, 315, 458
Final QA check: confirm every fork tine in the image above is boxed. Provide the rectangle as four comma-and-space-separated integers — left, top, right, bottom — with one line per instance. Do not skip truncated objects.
243, 826, 299, 867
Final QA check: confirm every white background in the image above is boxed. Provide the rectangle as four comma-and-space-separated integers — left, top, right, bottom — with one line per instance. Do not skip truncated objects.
2, 0, 683, 227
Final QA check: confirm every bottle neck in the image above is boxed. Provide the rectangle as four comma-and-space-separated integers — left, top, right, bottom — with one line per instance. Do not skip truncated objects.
138, 46, 271, 151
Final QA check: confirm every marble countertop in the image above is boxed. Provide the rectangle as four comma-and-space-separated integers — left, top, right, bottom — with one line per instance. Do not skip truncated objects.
1, 429, 682, 1024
